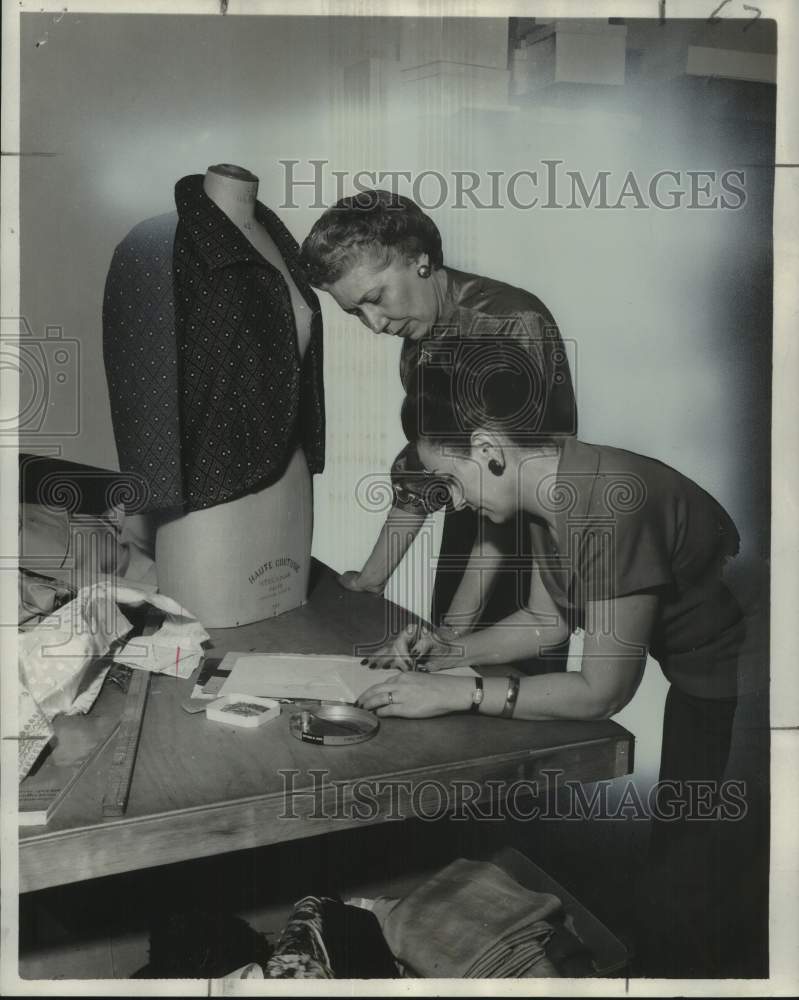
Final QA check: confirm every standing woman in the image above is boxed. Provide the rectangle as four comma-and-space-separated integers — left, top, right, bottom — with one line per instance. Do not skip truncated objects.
300, 190, 576, 645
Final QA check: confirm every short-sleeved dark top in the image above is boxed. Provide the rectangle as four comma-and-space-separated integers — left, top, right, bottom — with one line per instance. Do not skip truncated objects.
391, 267, 576, 514
531, 438, 743, 699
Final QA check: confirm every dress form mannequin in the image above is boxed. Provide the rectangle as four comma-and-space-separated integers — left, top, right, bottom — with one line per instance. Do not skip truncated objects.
155, 164, 313, 627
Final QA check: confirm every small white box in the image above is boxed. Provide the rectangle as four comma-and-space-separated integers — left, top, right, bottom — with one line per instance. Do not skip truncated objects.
205, 694, 280, 729
522, 22, 627, 90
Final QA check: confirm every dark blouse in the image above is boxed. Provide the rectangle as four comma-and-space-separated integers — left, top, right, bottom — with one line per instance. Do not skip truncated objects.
532, 438, 743, 699
390, 267, 576, 514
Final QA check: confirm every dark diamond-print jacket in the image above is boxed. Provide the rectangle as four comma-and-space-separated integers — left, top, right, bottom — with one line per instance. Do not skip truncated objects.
102, 174, 325, 514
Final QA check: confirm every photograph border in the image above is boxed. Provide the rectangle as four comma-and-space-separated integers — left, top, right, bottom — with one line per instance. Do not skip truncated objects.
1, 0, 796, 995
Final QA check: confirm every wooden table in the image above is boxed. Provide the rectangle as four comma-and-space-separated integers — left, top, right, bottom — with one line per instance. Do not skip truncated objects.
19, 562, 633, 893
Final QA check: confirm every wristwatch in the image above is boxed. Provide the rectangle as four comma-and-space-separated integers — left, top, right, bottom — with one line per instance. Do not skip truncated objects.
469, 676, 484, 714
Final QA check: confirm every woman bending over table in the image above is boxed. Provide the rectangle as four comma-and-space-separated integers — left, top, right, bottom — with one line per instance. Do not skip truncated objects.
357, 339, 751, 977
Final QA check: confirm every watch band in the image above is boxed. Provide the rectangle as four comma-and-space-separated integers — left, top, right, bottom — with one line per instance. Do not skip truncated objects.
469, 676, 484, 713
500, 675, 520, 718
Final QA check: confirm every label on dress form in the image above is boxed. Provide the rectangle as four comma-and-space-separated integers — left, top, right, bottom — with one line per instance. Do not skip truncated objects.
247, 553, 306, 618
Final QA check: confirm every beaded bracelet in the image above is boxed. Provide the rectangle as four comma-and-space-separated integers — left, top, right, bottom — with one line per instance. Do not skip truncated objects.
500, 675, 520, 718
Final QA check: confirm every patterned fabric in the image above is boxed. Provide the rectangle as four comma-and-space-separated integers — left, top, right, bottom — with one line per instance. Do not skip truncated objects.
103, 212, 183, 509
264, 896, 334, 979
17, 665, 54, 780
103, 175, 325, 513
391, 267, 576, 514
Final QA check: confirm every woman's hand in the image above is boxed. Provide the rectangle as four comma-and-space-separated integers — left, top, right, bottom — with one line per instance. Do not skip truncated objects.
360, 624, 468, 672
361, 624, 431, 671
336, 570, 384, 595
357, 671, 474, 718
418, 625, 469, 672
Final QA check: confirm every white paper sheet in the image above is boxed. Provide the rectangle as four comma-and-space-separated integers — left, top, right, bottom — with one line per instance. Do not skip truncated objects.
109, 583, 209, 678
217, 652, 478, 704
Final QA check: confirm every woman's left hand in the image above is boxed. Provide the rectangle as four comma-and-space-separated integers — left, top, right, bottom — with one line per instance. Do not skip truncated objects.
361, 624, 464, 672
336, 570, 384, 595
357, 672, 474, 718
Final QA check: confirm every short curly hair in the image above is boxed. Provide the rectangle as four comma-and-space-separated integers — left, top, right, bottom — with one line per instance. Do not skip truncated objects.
299, 189, 444, 287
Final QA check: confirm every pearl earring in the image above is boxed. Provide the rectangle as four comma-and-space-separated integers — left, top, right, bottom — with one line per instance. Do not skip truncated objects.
417, 263, 431, 279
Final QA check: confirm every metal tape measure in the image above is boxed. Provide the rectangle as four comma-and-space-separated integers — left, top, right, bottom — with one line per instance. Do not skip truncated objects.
289, 703, 379, 746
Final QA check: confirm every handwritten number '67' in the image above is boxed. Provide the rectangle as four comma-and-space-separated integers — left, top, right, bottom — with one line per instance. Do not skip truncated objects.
706, 0, 763, 28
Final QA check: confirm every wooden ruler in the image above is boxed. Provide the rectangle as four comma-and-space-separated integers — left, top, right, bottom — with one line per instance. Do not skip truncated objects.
101, 669, 150, 819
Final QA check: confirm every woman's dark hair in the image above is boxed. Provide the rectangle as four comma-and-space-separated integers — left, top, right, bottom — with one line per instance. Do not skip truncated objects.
299, 189, 443, 287
401, 339, 560, 452
401, 337, 561, 451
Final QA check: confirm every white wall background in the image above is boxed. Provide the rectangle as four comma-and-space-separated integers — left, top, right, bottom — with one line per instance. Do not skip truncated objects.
19, 13, 774, 788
